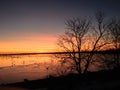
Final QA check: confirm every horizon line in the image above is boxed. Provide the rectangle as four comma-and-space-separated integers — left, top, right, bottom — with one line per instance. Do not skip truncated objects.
0, 49, 119, 56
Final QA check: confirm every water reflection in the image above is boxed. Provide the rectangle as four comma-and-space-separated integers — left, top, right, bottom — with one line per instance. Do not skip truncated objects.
0, 53, 119, 84
0, 54, 54, 84
0, 54, 52, 67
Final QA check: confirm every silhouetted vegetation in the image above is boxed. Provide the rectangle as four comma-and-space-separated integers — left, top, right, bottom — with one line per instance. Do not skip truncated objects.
57, 11, 119, 75
57, 17, 91, 75
1, 68, 120, 90
0, 11, 120, 90
105, 18, 120, 69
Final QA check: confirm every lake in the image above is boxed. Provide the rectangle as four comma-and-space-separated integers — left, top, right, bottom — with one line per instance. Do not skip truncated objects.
0, 54, 56, 84
0, 53, 118, 84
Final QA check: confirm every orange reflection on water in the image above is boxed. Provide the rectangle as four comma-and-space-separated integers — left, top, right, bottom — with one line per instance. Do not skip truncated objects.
0, 54, 57, 84
0, 54, 53, 67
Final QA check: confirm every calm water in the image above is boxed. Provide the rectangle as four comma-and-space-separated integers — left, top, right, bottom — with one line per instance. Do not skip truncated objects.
0, 54, 56, 84
0, 53, 117, 84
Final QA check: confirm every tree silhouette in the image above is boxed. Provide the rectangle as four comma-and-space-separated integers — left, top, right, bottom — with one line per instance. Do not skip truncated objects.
57, 17, 91, 74
108, 18, 120, 50
57, 11, 120, 75
105, 17, 120, 69
83, 11, 111, 73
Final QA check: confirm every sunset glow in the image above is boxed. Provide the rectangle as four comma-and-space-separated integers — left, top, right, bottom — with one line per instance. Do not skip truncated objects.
0, 0, 119, 53
0, 34, 57, 53
0, 0, 120, 88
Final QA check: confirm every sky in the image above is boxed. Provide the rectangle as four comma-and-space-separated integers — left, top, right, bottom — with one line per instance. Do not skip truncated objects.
0, 0, 120, 53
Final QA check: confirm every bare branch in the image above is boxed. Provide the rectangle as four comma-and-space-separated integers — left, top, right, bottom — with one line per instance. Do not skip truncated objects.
57, 17, 91, 74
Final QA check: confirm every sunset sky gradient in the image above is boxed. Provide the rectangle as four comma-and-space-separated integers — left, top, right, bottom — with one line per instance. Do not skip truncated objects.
0, 0, 120, 53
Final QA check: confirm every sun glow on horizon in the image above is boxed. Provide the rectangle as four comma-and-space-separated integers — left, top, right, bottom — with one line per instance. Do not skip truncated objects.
0, 31, 114, 54
0, 34, 57, 53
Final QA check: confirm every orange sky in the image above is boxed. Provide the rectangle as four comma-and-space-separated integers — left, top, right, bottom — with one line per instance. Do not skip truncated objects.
0, 0, 119, 54
0, 32, 114, 53
0, 34, 57, 53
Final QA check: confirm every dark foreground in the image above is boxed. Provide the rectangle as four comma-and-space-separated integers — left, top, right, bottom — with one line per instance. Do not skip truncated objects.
1, 69, 120, 90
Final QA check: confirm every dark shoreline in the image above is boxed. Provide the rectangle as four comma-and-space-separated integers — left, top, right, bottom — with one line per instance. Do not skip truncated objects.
0, 49, 119, 56
1, 69, 120, 90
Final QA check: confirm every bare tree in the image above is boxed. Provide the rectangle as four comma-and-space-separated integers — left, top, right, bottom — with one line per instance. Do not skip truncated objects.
108, 18, 120, 50
57, 11, 114, 75
106, 18, 120, 68
83, 11, 111, 73
57, 17, 91, 74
